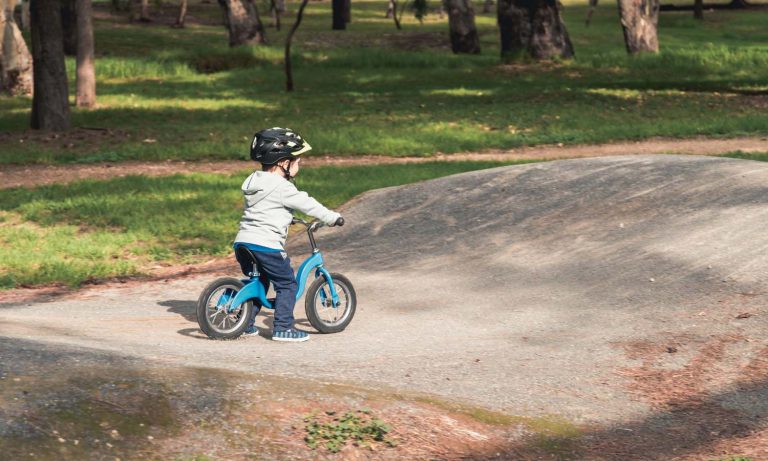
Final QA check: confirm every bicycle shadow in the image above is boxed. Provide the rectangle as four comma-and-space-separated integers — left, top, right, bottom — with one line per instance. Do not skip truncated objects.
161, 299, 315, 339
159, 299, 196, 322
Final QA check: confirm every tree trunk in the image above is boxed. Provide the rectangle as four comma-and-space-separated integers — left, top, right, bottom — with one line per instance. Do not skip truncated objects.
220, 0, 267, 46
61, 0, 76, 55
343, 0, 350, 23
130, 0, 150, 21
285, 0, 310, 91
616, 0, 659, 54
385, 0, 393, 17
528, 1, 573, 59
443, 0, 480, 54
30, 0, 70, 130
693, 0, 703, 18
21, 0, 30, 30
173, 0, 187, 29
585, 0, 597, 26
268, 0, 280, 30
1, 0, 33, 95
75, 0, 95, 107
331, 0, 345, 29
497, 0, 573, 61
482, 0, 493, 13
140, 0, 150, 20
174, 0, 187, 27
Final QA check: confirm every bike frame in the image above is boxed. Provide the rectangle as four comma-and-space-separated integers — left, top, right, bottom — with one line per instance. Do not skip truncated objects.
227, 221, 340, 312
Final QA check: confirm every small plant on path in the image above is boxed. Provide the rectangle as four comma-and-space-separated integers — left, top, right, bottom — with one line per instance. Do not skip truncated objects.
303, 409, 397, 453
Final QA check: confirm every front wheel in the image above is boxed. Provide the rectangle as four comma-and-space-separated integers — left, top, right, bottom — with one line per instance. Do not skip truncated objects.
305, 273, 356, 334
196, 277, 254, 340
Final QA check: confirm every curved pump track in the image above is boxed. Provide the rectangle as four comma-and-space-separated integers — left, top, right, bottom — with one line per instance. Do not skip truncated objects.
3, 155, 768, 459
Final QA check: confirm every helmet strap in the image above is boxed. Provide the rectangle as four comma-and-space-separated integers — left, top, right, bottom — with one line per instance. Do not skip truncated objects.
279, 160, 294, 181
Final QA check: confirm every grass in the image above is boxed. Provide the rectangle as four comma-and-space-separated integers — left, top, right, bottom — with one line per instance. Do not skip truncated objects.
721, 151, 768, 162
0, 161, 530, 288
303, 409, 396, 453
0, 0, 767, 164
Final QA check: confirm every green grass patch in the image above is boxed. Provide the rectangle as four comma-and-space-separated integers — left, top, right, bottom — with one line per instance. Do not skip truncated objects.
0, 161, 529, 288
1, 1, 767, 164
303, 409, 396, 453
721, 151, 768, 162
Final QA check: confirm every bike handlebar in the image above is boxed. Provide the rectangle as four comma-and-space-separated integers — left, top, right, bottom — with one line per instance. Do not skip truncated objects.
291, 217, 345, 228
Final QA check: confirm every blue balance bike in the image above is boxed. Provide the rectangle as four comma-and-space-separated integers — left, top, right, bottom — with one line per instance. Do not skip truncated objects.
196, 218, 356, 340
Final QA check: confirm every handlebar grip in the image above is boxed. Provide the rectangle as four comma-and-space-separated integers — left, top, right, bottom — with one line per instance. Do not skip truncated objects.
334, 217, 345, 227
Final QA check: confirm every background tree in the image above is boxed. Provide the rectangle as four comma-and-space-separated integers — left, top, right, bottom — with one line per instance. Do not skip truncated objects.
285, 0, 310, 91
129, 0, 151, 21
219, 0, 266, 46
1, 0, 33, 95
76, 0, 95, 107
693, 0, 703, 19
343, 0, 351, 23
332, 0, 345, 29
173, 0, 188, 27
585, 0, 597, 26
20, 0, 29, 30
443, 0, 479, 54
30, 0, 70, 130
497, 0, 573, 61
61, 0, 77, 55
617, 0, 660, 54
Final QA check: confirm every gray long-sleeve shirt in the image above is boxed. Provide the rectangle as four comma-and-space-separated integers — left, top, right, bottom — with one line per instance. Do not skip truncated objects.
234, 171, 341, 250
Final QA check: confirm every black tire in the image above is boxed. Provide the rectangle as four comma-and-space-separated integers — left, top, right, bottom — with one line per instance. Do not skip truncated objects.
196, 277, 254, 340
305, 273, 356, 334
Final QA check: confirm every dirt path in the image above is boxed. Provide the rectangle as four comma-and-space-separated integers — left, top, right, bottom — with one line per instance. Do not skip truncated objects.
1, 135, 766, 190
3, 156, 768, 460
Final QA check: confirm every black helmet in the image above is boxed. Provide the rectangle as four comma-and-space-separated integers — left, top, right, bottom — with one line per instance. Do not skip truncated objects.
250, 127, 312, 165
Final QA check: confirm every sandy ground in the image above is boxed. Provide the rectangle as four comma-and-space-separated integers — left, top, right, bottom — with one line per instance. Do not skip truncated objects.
3, 155, 768, 459
1, 135, 767, 190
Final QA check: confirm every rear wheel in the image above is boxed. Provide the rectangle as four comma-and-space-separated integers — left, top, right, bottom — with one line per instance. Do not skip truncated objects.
196, 277, 253, 340
305, 273, 356, 334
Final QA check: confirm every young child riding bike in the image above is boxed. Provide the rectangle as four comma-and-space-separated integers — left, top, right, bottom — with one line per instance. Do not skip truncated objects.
234, 127, 343, 342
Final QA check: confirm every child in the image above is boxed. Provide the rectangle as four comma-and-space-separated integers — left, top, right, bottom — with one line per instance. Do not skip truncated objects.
234, 127, 343, 342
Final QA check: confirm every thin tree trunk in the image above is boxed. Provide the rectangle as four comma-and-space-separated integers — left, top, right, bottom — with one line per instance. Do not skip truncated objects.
332, 0, 345, 29
585, 0, 597, 26
269, 0, 280, 30
173, 0, 187, 27
61, 0, 76, 55
1, 0, 33, 95
498, 0, 573, 61
693, 0, 703, 18
389, 0, 401, 29
616, 0, 660, 54
30, 0, 70, 130
385, 0, 393, 17
285, 0, 309, 92
443, 0, 480, 54
482, 0, 493, 13
130, 0, 150, 21
140, 0, 150, 20
75, 0, 95, 107
220, 0, 267, 46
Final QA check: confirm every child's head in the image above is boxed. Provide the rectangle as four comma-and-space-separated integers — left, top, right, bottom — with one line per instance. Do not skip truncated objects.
250, 127, 311, 179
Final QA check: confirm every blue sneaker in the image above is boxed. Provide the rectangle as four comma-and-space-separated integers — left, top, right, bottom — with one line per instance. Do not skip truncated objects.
271, 328, 309, 342
242, 326, 260, 337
